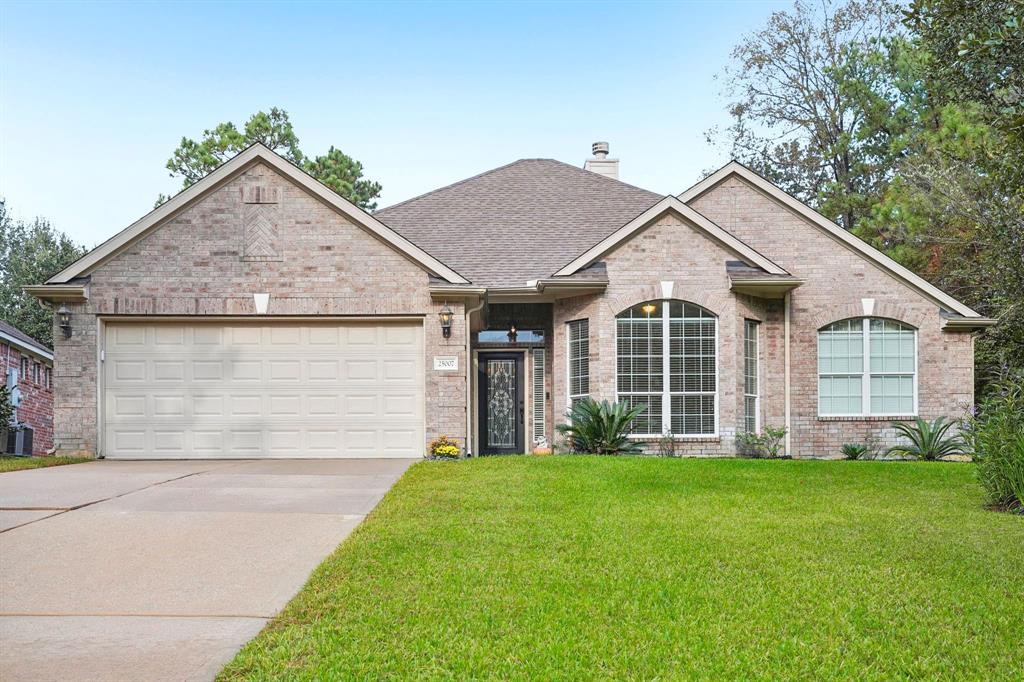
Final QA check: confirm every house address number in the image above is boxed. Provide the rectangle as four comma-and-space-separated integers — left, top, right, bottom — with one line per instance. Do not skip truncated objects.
433, 356, 458, 371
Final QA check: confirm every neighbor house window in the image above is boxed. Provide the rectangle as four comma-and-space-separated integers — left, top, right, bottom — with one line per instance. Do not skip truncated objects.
45, 367, 52, 389
744, 320, 760, 433
616, 301, 717, 436
32, 362, 41, 384
20, 357, 29, 382
818, 318, 916, 416
567, 319, 589, 409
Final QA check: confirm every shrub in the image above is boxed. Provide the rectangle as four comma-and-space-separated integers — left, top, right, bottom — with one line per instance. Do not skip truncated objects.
0, 387, 13, 444
556, 398, 645, 455
886, 417, 967, 461
428, 435, 460, 459
736, 426, 788, 458
736, 431, 761, 457
841, 443, 868, 460
966, 379, 1024, 512
656, 430, 679, 457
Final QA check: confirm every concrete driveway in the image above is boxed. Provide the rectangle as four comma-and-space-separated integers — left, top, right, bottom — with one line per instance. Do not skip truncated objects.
0, 458, 414, 681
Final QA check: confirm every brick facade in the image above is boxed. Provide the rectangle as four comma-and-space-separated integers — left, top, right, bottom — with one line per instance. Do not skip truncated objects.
2, 341, 54, 455
52, 161, 466, 457
46, 156, 978, 460
546, 180, 975, 458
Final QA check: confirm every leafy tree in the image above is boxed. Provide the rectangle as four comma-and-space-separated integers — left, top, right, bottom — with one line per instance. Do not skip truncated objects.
161, 108, 382, 210
906, 0, 1023, 160
709, 0, 907, 229
0, 201, 87, 347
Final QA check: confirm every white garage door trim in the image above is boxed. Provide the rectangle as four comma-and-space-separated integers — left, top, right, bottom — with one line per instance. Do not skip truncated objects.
99, 317, 425, 459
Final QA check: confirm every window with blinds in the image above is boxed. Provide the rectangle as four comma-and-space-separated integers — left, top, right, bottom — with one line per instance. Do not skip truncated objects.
818, 318, 917, 416
567, 319, 589, 410
616, 301, 717, 436
744, 320, 760, 433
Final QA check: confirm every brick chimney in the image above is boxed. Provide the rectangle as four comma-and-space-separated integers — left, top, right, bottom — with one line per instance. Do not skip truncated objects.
583, 141, 619, 180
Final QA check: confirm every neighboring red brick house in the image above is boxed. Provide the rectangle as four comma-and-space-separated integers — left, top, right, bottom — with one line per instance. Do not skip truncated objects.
1, 321, 54, 455
28, 142, 994, 460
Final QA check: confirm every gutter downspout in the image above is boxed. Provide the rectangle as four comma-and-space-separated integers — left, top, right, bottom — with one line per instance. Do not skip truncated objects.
465, 295, 486, 456
784, 292, 792, 457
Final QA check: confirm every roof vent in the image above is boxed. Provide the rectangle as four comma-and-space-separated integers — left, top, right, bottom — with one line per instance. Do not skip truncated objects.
584, 141, 618, 180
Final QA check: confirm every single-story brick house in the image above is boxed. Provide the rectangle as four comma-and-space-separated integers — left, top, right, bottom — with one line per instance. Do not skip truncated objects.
2, 321, 54, 455
28, 142, 994, 459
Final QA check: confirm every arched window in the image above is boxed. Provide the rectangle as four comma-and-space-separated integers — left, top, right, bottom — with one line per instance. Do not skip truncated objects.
818, 318, 917, 416
616, 300, 717, 436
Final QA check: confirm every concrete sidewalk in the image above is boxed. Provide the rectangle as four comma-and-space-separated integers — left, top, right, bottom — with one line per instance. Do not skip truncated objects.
0, 458, 414, 681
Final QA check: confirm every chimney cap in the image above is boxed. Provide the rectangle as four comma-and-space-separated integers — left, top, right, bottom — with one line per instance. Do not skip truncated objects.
591, 141, 610, 158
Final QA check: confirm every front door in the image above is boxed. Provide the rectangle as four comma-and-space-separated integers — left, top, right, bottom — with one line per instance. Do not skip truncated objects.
478, 353, 524, 455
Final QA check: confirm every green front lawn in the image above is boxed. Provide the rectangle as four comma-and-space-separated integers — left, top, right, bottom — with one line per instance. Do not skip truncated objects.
220, 458, 1023, 680
0, 456, 91, 473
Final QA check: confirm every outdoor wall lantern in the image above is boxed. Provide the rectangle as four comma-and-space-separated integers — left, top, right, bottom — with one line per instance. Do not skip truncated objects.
439, 303, 454, 339
57, 304, 72, 338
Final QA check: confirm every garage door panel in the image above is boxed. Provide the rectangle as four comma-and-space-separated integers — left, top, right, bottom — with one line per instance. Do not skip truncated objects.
103, 321, 424, 459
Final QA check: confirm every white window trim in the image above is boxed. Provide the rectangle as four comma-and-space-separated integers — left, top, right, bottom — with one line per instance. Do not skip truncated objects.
744, 319, 760, 433
532, 347, 546, 444
614, 300, 719, 439
817, 318, 919, 417
566, 319, 589, 409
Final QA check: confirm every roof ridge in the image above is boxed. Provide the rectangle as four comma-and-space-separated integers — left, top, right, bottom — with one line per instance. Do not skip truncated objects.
376, 157, 662, 215
375, 158, 533, 214
536, 157, 662, 198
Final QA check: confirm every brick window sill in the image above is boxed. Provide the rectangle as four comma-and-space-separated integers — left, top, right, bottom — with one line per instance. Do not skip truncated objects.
817, 415, 917, 422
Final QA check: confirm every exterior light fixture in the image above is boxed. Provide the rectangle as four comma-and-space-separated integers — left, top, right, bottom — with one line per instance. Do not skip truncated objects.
439, 303, 453, 339
57, 304, 72, 338
641, 303, 657, 316
507, 324, 518, 343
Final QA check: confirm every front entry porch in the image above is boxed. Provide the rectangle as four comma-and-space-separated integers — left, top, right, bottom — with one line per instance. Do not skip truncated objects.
470, 303, 552, 456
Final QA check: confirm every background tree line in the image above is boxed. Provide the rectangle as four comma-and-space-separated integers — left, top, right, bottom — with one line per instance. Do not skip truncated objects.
2, 0, 1019, 396
710, 0, 1023, 395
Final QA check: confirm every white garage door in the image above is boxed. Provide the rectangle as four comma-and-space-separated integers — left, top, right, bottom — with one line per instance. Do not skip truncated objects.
102, 321, 424, 459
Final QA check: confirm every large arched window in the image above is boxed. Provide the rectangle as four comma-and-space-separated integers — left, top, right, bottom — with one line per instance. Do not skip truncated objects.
616, 300, 717, 436
818, 318, 917, 416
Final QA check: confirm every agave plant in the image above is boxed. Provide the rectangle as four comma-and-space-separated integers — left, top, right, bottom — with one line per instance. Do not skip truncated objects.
886, 417, 967, 461
841, 443, 868, 460
556, 398, 646, 455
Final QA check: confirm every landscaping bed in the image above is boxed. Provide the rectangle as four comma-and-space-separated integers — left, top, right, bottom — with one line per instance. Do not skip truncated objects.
220, 457, 1023, 680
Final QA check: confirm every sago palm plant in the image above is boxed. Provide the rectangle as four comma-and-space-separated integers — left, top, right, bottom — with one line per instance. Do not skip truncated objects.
556, 398, 646, 455
886, 417, 967, 461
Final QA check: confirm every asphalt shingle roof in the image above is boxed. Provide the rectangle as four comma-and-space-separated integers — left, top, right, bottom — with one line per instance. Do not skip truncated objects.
0, 320, 52, 355
375, 159, 663, 287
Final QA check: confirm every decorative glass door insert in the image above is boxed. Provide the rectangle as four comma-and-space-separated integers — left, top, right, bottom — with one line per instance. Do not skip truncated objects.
486, 359, 517, 448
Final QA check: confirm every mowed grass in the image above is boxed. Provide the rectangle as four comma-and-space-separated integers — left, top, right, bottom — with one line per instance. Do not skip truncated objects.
0, 456, 91, 473
220, 458, 1023, 680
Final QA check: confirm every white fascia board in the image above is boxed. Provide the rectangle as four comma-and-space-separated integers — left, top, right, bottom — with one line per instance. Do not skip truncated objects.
23, 283, 89, 302
679, 161, 982, 318
48, 144, 468, 285
554, 196, 787, 277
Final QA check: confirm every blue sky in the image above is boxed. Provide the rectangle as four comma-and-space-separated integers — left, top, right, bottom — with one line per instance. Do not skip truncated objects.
0, 0, 789, 246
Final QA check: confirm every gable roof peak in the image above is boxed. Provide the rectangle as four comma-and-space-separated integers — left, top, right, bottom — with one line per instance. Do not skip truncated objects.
43, 142, 468, 285
678, 159, 982, 318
